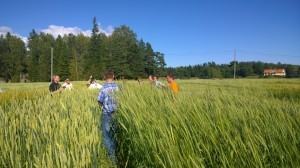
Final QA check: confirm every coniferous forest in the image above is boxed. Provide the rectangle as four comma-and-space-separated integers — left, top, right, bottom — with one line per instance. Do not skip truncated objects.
0, 17, 299, 82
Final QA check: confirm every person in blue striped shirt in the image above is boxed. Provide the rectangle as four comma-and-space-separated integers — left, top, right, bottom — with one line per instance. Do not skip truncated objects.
97, 70, 121, 164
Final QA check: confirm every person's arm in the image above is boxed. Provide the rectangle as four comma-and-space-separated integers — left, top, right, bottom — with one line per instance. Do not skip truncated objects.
158, 82, 166, 89
49, 83, 53, 92
53, 85, 63, 93
97, 89, 105, 107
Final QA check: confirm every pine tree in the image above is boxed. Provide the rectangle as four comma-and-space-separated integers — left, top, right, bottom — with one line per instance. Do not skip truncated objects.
0, 34, 10, 81
54, 35, 69, 79
39, 32, 55, 81
86, 17, 106, 79
27, 30, 40, 82
75, 34, 90, 80
144, 43, 156, 75
0, 19, 169, 81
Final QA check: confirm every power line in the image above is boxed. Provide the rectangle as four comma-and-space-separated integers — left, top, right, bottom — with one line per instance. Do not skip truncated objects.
165, 51, 232, 56
164, 50, 300, 58
236, 50, 300, 58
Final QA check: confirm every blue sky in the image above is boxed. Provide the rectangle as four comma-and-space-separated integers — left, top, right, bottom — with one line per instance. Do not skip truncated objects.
1, 0, 299, 66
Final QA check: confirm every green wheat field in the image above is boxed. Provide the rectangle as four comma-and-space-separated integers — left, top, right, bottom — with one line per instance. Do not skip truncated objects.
0, 79, 299, 167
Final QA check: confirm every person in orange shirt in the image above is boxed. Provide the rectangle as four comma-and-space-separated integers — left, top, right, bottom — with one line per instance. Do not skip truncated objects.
167, 74, 179, 94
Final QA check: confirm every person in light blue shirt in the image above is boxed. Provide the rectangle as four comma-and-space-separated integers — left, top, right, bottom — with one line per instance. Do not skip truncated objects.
97, 70, 121, 164
149, 75, 165, 90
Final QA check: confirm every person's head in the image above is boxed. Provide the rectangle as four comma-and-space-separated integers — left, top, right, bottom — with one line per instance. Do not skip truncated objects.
148, 75, 154, 82
53, 75, 60, 83
104, 70, 115, 82
153, 75, 158, 82
91, 78, 96, 84
167, 74, 175, 83
65, 78, 70, 84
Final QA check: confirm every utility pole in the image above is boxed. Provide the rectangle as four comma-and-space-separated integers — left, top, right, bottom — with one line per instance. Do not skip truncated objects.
234, 49, 236, 80
51, 47, 53, 81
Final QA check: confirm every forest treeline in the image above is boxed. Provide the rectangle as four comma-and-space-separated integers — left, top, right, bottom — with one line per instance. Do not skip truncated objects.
0, 17, 299, 82
0, 17, 166, 82
165, 61, 300, 79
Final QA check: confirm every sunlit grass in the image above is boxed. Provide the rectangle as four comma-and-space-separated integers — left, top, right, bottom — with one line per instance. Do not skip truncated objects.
0, 79, 299, 167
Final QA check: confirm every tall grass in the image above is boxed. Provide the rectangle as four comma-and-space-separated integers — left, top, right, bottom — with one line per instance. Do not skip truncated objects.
0, 79, 299, 167
116, 79, 300, 167
0, 88, 111, 167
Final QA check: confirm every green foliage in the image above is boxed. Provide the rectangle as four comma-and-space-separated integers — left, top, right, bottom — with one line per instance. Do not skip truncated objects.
0, 86, 111, 167
85, 17, 106, 79
0, 17, 166, 82
0, 33, 26, 82
27, 30, 41, 82
3, 17, 299, 82
54, 35, 69, 79
116, 79, 300, 167
0, 79, 299, 167
166, 61, 300, 79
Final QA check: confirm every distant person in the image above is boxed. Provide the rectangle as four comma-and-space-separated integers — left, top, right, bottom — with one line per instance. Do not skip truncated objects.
149, 75, 165, 89
0, 88, 3, 93
62, 78, 74, 90
137, 78, 141, 84
89, 78, 103, 89
49, 75, 62, 93
87, 75, 93, 87
167, 74, 179, 94
97, 70, 121, 164
148, 75, 155, 84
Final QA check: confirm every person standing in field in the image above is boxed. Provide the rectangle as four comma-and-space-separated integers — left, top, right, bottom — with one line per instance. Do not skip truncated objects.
89, 78, 103, 89
167, 74, 179, 94
97, 70, 121, 164
148, 75, 155, 84
153, 75, 165, 89
87, 75, 93, 86
49, 75, 62, 94
62, 78, 74, 90
149, 75, 165, 89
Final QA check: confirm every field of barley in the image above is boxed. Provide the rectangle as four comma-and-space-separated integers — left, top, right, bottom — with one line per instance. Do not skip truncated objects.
0, 79, 299, 167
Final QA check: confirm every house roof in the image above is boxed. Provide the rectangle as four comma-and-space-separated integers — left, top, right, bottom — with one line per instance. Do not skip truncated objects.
263, 69, 285, 73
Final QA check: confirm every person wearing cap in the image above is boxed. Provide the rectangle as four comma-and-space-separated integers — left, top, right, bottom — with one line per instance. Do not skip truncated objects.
62, 78, 74, 90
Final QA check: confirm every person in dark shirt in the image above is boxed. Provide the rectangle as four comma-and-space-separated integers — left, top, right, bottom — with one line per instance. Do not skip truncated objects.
49, 75, 62, 93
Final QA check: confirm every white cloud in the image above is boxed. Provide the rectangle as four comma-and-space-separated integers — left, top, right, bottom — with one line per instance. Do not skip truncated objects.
40, 24, 114, 37
0, 26, 28, 45
0, 26, 12, 34
0, 23, 114, 47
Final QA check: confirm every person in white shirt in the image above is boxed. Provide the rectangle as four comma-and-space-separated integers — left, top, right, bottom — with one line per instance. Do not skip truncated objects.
89, 79, 103, 89
89, 80, 103, 89
62, 78, 74, 90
